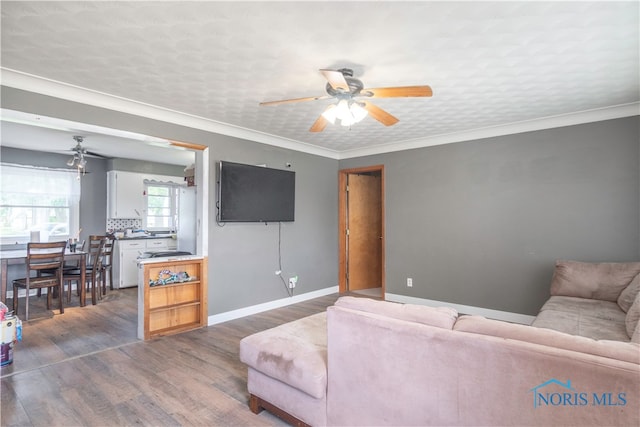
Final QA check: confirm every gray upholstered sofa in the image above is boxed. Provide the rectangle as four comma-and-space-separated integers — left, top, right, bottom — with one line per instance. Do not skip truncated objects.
239, 261, 640, 426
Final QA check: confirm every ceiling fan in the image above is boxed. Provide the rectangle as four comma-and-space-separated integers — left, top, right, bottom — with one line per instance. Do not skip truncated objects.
259, 68, 433, 132
66, 136, 108, 159
66, 136, 108, 175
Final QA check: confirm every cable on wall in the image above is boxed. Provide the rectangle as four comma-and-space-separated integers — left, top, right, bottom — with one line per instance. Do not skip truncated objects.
276, 221, 293, 297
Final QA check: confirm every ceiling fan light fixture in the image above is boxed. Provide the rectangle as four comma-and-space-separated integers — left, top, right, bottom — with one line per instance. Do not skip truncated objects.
321, 104, 338, 124
67, 136, 89, 176
350, 102, 368, 122
329, 99, 368, 127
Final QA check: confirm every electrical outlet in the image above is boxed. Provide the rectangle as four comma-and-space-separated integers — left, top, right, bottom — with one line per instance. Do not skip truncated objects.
407, 277, 413, 287
288, 276, 298, 288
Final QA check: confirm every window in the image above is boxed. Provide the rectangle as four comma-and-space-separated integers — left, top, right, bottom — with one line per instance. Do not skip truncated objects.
0, 164, 80, 244
145, 182, 179, 231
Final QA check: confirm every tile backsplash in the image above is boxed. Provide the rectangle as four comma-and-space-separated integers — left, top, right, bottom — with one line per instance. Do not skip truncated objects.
107, 218, 142, 232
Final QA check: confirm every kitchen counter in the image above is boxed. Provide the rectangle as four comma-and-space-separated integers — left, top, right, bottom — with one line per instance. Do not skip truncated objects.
113, 236, 178, 288
138, 254, 202, 265
115, 235, 176, 240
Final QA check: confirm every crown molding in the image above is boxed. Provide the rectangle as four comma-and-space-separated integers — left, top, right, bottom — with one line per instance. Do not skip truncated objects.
0, 68, 341, 160
3, 68, 637, 161
337, 102, 640, 159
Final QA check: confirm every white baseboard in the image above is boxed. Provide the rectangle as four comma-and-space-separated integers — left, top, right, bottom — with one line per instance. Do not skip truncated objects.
207, 286, 339, 326
385, 293, 535, 325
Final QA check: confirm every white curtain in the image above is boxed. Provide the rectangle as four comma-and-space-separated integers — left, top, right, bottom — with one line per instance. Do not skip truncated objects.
1, 163, 81, 199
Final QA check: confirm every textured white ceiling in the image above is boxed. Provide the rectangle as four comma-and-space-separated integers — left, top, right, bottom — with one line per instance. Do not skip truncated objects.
1, 1, 638, 158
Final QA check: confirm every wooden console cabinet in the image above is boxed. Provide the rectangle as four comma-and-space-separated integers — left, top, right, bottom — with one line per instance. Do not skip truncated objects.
138, 257, 207, 340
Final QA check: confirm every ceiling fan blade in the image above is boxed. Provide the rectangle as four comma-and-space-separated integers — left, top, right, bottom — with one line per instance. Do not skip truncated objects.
309, 114, 329, 132
361, 101, 400, 126
362, 85, 433, 98
85, 150, 110, 159
320, 69, 350, 91
259, 95, 329, 107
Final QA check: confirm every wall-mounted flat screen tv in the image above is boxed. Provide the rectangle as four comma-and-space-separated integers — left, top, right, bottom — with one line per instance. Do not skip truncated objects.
218, 161, 295, 222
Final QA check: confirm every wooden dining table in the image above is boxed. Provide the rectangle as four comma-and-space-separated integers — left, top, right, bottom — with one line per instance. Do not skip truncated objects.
0, 249, 88, 307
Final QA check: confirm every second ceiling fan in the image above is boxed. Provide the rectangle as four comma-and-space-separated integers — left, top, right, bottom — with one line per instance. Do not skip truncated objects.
260, 68, 433, 132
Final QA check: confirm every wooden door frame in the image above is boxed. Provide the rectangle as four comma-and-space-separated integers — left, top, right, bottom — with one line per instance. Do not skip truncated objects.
338, 165, 385, 294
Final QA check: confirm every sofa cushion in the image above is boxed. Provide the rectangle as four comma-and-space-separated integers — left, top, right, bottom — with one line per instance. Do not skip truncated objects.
334, 296, 458, 329
550, 260, 640, 302
239, 312, 327, 399
631, 320, 640, 344
454, 315, 639, 364
626, 293, 640, 340
618, 273, 640, 313
532, 296, 629, 341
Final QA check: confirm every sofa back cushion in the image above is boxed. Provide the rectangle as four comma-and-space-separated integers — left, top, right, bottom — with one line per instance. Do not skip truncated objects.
550, 260, 640, 302
334, 296, 458, 329
454, 315, 640, 365
626, 293, 640, 343
618, 273, 640, 313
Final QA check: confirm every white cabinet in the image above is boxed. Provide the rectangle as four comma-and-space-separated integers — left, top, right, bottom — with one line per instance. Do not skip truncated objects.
114, 240, 146, 288
113, 238, 178, 288
146, 239, 169, 251
107, 171, 145, 218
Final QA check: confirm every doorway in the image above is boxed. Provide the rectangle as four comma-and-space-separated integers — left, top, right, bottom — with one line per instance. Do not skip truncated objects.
338, 165, 385, 298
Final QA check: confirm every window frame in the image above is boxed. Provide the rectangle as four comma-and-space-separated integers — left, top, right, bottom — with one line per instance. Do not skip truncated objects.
144, 182, 179, 231
0, 163, 80, 245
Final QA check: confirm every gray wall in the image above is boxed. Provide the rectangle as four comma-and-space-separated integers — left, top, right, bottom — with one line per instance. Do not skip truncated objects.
3, 86, 637, 317
340, 117, 639, 315
209, 141, 338, 312
106, 158, 184, 176
1, 87, 339, 315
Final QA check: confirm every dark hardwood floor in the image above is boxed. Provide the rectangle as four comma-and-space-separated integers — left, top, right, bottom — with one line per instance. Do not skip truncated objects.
1, 288, 340, 426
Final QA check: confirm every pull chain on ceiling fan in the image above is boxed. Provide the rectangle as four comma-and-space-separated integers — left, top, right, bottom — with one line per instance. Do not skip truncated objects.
260, 68, 433, 132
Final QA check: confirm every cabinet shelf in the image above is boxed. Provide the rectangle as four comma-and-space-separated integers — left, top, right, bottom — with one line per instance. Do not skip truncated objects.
139, 257, 207, 340
147, 322, 203, 338
149, 300, 200, 313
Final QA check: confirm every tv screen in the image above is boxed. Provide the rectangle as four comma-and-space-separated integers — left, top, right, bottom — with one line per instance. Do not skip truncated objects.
218, 161, 295, 222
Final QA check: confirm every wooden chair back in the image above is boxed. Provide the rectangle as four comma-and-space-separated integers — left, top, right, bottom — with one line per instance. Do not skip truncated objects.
13, 241, 67, 320
87, 235, 107, 271
28, 239, 66, 267
27, 241, 67, 275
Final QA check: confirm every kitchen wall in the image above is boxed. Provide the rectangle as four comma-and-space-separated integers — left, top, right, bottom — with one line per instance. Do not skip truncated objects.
106, 158, 184, 176
1, 86, 339, 315
339, 116, 640, 315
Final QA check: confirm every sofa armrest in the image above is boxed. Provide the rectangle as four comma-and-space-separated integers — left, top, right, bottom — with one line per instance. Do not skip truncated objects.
550, 260, 640, 302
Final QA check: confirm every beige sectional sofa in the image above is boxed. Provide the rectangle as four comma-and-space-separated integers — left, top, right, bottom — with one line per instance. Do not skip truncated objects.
239, 261, 640, 426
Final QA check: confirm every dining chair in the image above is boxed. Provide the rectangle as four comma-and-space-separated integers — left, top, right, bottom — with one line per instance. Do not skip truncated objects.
100, 236, 113, 295
38, 239, 85, 298
12, 241, 67, 321
64, 235, 106, 305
